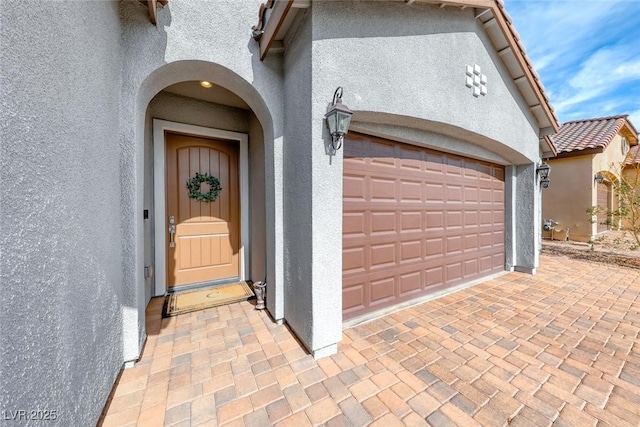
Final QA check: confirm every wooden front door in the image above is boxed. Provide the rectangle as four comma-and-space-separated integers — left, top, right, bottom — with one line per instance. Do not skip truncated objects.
165, 132, 240, 289
597, 182, 611, 233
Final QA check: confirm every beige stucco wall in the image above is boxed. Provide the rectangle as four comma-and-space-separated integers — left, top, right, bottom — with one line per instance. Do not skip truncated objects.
543, 156, 593, 241
543, 134, 629, 242
620, 165, 640, 230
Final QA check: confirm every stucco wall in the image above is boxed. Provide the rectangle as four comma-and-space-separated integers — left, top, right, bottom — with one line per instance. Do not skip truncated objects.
311, 1, 541, 164
593, 134, 628, 173
543, 137, 629, 242
0, 1, 124, 425
119, 0, 285, 361
543, 155, 594, 241
282, 10, 317, 351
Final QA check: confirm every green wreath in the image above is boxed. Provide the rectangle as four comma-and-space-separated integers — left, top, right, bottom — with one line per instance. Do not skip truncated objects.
186, 172, 222, 202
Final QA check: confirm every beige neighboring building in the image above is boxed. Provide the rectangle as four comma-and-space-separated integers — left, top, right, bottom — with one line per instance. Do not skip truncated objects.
543, 115, 639, 242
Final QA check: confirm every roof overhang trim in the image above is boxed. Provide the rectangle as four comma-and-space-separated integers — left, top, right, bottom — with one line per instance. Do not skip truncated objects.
142, 0, 168, 25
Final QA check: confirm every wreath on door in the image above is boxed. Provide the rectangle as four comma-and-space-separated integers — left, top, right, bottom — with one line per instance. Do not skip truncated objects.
186, 172, 222, 202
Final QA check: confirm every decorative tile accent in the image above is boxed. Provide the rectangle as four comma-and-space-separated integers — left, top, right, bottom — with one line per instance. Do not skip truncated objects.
465, 64, 487, 97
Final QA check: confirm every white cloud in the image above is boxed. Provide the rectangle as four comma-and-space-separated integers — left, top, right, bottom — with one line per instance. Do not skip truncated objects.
553, 46, 640, 115
504, 0, 640, 123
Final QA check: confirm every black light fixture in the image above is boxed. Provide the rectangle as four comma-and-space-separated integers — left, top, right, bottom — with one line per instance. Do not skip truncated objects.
324, 87, 353, 151
595, 173, 605, 184
537, 162, 551, 189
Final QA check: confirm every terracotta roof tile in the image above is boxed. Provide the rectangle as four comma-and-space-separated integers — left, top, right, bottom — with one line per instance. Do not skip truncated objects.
624, 144, 640, 166
550, 115, 630, 154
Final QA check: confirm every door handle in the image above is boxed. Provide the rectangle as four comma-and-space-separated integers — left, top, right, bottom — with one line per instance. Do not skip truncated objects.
168, 215, 176, 248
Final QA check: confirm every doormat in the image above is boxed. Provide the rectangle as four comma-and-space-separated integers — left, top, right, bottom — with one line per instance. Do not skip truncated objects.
162, 281, 255, 318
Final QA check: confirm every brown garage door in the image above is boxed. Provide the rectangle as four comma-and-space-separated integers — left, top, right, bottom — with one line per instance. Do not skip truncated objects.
597, 182, 611, 233
343, 133, 505, 320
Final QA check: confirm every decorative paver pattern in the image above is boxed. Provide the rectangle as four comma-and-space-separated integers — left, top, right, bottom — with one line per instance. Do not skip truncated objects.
99, 256, 640, 426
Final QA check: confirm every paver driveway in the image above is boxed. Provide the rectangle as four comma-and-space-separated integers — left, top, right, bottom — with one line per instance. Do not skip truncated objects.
99, 255, 640, 426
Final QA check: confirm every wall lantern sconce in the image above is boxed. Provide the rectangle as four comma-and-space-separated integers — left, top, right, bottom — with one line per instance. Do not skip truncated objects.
537, 162, 551, 189
595, 173, 605, 184
324, 87, 353, 151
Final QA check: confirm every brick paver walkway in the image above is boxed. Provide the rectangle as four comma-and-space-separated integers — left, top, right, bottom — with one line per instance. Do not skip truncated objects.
99, 255, 640, 426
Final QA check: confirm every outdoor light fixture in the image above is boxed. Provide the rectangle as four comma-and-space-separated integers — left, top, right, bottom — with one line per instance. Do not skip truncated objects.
200, 81, 213, 89
324, 87, 353, 151
595, 173, 605, 184
537, 162, 551, 189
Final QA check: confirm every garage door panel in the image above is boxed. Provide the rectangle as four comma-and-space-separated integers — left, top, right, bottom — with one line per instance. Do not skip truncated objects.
401, 211, 422, 231
343, 282, 366, 313
343, 174, 367, 201
493, 210, 505, 224
426, 211, 445, 229
464, 211, 479, 227
446, 185, 463, 202
370, 243, 396, 269
446, 262, 463, 282
464, 234, 479, 251
446, 211, 463, 228
400, 180, 423, 201
343, 211, 366, 237
479, 255, 493, 273
446, 236, 463, 254
401, 240, 422, 262
343, 246, 366, 275
371, 211, 396, 234
464, 259, 479, 277
400, 272, 422, 296
425, 266, 444, 287
370, 276, 396, 304
343, 133, 505, 320
445, 157, 463, 175
426, 183, 445, 201
371, 177, 397, 201
425, 238, 444, 257
465, 187, 479, 202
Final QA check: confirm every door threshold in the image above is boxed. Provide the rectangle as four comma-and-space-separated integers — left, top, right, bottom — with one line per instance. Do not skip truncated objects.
167, 277, 242, 294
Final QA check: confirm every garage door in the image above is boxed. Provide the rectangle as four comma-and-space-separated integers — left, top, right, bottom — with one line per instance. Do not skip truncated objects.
343, 133, 505, 320
596, 182, 611, 233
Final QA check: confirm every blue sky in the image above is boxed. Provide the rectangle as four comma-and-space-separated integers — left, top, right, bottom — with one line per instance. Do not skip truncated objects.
503, 0, 640, 128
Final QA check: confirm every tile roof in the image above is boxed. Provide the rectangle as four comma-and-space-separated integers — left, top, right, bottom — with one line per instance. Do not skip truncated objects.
550, 115, 631, 154
624, 144, 640, 166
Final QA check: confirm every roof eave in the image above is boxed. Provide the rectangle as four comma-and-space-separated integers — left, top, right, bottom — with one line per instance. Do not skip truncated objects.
253, 0, 559, 143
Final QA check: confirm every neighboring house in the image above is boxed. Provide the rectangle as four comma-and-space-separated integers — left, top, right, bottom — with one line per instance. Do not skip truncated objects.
1, 0, 558, 424
543, 115, 639, 242
621, 145, 640, 231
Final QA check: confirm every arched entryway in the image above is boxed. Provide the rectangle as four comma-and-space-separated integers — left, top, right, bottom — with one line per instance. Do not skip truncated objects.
131, 61, 283, 347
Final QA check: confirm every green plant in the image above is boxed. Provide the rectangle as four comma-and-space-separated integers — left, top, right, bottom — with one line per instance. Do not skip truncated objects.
186, 172, 222, 202
589, 162, 640, 248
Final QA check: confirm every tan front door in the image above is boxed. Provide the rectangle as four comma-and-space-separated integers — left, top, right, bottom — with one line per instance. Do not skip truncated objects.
165, 132, 240, 289
597, 182, 611, 233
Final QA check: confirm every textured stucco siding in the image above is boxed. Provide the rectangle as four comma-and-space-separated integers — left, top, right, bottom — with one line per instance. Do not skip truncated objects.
119, 0, 285, 358
282, 10, 316, 351
543, 156, 594, 242
0, 1, 124, 426
311, 1, 541, 164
